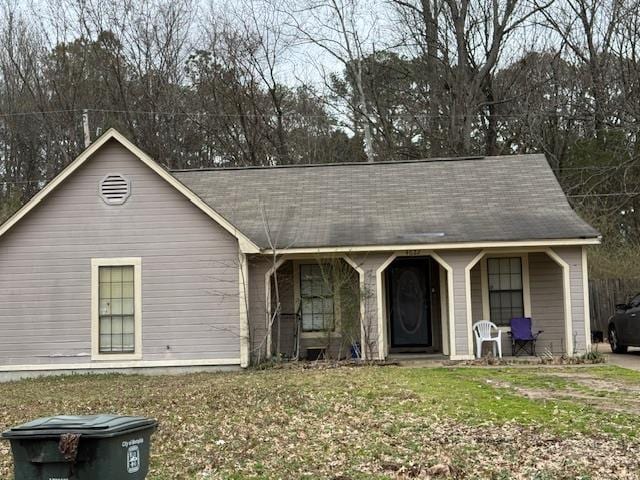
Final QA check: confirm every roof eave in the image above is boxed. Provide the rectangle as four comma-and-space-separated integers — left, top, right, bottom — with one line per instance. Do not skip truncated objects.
257, 237, 602, 255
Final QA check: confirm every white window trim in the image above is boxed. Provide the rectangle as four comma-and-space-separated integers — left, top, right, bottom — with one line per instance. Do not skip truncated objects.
292, 260, 342, 338
480, 253, 531, 331
91, 258, 143, 361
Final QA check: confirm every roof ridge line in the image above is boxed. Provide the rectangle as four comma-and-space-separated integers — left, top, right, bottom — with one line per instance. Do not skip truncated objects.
170, 153, 546, 173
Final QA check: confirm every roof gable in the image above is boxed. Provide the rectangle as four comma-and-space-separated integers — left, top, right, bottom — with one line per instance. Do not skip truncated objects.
0, 129, 260, 253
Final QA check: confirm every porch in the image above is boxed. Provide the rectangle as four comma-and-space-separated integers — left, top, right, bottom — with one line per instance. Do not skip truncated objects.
248, 246, 590, 363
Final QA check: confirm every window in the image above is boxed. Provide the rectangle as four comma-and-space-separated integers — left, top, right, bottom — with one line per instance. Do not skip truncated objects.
91, 258, 141, 360
487, 257, 524, 326
299, 264, 334, 332
99, 266, 135, 353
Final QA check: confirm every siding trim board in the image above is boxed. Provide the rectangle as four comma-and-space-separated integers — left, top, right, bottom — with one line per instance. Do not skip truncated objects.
342, 256, 367, 361
0, 128, 260, 254
0, 358, 241, 372
582, 247, 592, 352
239, 252, 250, 368
439, 265, 450, 356
262, 238, 600, 255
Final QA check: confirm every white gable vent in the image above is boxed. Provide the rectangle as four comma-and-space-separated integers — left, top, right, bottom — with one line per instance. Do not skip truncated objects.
99, 174, 131, 205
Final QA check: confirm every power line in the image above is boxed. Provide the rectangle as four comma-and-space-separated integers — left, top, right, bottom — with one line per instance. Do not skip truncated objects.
1, 180, 46, 185
552, 165, 640, 172
0, 107, 640, 121
568, 192, 640, 198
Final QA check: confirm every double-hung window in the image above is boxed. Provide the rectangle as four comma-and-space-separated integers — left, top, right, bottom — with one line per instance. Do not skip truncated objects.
299, 264, 335, 332
99, 266, 135, 353
487, 257, 524, 326
92, 258, 141, 360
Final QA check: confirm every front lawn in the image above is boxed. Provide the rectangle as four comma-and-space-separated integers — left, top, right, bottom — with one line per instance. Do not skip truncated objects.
0, 365, 638, 479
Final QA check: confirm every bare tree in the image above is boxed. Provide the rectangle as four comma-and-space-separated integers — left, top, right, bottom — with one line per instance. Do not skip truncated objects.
281, 0, 382, 161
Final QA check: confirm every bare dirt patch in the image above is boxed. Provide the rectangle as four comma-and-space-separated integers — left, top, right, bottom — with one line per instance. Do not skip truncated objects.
486, 374, 640, 415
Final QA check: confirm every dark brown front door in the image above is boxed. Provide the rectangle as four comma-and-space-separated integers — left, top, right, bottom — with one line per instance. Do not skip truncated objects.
388, 258, 432, 349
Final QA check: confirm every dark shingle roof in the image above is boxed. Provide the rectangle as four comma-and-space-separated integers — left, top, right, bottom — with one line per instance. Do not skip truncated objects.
172, 154, 599, 249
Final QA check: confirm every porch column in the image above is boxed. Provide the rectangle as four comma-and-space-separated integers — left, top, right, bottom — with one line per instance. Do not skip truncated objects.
349, 253, 393, 360
438, 250, 482, 360
547, 246, 591, 355
341, 256, 367, 360
238, 251, 250, 368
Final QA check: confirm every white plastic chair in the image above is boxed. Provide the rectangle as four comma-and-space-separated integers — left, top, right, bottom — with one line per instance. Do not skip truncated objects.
472, 320, 502, 358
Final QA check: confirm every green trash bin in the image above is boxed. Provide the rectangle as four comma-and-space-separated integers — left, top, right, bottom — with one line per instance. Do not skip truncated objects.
2, 414, 158, 480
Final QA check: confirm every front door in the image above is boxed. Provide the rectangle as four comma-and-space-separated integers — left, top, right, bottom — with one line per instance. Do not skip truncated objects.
388, 258, 432, 349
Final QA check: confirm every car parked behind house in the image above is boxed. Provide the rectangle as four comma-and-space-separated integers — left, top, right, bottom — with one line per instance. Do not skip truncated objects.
608, 293, 640, 353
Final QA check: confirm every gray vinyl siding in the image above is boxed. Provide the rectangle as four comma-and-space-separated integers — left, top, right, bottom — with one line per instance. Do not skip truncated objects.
437, 250, 481, 357
470, 263, 483, 323
529, 252, 566, 354
553, 246, 588, 353
349, 252, 395, 359
0, 139, 240, 366
247, 256, 270, 362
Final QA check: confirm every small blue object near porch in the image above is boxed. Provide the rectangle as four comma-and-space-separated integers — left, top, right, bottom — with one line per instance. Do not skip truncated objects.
509, 317, 543, 356
472, 321, 503, 358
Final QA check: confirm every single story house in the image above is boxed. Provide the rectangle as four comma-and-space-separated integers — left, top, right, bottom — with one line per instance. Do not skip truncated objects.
0, 129, 600, 374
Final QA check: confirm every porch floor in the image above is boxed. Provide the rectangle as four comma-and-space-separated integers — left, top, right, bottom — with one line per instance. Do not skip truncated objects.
387, 353, 542, 367
387, 353, 448, 367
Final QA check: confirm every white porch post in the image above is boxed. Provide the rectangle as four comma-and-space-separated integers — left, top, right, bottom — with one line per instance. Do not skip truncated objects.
375, 254, 398, 360
238, 251, 250, 368
439, 265, 450, 356
543, 248, 574, 355
342, 256, 367, 361
582, 246, 592, 352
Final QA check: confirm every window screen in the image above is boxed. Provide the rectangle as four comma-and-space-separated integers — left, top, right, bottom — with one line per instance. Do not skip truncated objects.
98, 266, 135, 353
299, 264, 334, 332
487, 257, 524, 326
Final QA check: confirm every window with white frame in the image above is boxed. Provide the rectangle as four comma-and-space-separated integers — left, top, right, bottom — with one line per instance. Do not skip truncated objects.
299, 264, 335, 332
92, 258, 141, 360
487, 257, 524, 326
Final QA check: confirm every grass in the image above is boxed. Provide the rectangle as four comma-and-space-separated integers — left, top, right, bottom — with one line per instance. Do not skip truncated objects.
0, 365, 638, 479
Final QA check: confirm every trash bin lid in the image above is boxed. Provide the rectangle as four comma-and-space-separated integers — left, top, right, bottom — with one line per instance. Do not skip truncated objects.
2, 414, 157, 439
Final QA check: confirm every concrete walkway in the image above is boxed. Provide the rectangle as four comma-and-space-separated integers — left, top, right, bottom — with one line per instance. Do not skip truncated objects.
602, 346, 640, 371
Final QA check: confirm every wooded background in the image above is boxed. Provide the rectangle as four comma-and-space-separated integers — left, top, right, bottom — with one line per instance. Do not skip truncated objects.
0, 0, 639, 284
